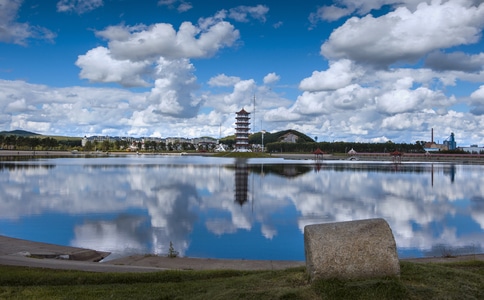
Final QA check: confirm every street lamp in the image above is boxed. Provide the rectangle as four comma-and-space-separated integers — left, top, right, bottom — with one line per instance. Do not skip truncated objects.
261, 130, 266, 153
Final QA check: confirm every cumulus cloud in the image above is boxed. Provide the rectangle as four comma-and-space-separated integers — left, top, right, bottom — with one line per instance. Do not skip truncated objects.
309, 0, 435, 25
147, 58, 201, 118
321, 1, 484, 67
309, 5, 352, 25
0, 0, 55, 45
157, 0, 192, 12
264, 106, 304, 122
469, 85, 484, 115
263, 72, 280, 85
56, 0, 103, 14
76, 11, 243, 117
425, 51, 484, 72
299, 59, 362, 91
75, 47, 151, 87
100, 21, 239, 62
217, 79, 256, 112
228, 5, 269, 23
376, 86, 442, 114
4, 98, 34, 113
208, 74, 241, 87
262, 59, 474, 144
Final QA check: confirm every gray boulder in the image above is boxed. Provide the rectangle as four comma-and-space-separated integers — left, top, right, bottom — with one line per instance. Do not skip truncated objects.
304, 218, 400, 281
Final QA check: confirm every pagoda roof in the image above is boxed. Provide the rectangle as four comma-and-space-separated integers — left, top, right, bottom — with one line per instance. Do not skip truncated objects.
236, 108, 250, 114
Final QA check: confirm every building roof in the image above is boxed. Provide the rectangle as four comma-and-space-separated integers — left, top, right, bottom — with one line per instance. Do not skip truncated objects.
236, 108, 250, 115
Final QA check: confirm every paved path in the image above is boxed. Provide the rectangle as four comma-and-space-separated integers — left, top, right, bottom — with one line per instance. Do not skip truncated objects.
0, 235, 304, 273
2, 235, 484, 273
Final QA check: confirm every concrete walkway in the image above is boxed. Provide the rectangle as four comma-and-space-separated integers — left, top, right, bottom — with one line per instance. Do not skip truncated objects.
0, 235, 304, 273
2, 235, 483, 273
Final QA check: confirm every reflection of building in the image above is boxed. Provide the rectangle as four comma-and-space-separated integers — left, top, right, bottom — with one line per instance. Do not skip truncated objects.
235, 108, 250, 152
234, 159, 249, 205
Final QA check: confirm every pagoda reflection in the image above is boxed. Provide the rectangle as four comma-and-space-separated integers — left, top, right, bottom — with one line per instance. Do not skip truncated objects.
234, 158, 249, 206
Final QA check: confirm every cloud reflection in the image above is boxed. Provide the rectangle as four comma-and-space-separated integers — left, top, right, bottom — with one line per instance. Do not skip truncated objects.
0, 158, 483, 260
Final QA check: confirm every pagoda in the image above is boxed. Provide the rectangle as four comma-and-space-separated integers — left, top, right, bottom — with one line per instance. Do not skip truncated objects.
235, 108, 251, 151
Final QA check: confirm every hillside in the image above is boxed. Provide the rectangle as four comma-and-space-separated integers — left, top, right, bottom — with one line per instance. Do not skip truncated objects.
249, 129, 315, 144
0, 130, 40, 137
219, 129, 314, 145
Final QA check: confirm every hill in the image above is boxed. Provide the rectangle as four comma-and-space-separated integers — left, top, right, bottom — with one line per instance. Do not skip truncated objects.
249, 129, 315, 144
0, 130, 40, 137
219, 129, 315, 146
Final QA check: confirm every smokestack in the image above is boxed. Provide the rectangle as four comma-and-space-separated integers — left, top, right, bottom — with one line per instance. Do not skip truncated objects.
431, 128, 434, 143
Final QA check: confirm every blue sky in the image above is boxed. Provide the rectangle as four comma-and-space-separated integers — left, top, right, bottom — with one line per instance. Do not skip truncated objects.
1, 0, 484, 146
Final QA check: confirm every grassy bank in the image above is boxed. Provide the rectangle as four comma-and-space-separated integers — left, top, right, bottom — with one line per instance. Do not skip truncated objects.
1, 261, 483, 299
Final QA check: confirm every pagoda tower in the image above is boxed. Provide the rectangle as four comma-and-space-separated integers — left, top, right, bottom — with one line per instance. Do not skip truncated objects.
235, 108, 251, 152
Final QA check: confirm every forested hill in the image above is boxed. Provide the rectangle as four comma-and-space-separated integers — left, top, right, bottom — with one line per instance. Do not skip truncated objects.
248, 129, 315, 144
0, 130, 40, 137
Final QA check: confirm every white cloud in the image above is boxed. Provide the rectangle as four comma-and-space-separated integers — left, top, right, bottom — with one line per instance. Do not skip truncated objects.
76, 15, 241, 115
381, 113, 426, 130
217, 79, 256, 112
299, 59, 362, 91
157, 0, 192, 13
177, 2, 192, 12
0, 0, 55, 45
147, 58, 201, 118
425, 51, 484, 72
309, 5, 352, 25
471, 85, 484, 100
310, 0, 436, 24
228, 5, 269, 23
263, 72, 280, 85
56, 0, 103, 14
75, 47, 151, 87
208, 74, 241, 87
264, 107, 302, 122
375, 77, 447, 114
321, 1, 484, 67
5, 98, 34, 113
100, 21, 239, 62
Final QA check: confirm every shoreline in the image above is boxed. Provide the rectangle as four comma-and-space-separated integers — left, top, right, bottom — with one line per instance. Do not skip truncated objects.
1, 235, 484, 273
1, 149, 484, 164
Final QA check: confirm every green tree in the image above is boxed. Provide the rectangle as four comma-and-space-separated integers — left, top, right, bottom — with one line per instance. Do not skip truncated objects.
84, 140, 94, 151
101, 140, 111, 151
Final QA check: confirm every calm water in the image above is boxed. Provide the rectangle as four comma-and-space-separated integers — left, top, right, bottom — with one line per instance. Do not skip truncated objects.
0, 155, 483, 261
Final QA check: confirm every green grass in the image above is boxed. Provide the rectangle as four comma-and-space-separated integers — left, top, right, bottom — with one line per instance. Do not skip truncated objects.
0, 261, 483, 299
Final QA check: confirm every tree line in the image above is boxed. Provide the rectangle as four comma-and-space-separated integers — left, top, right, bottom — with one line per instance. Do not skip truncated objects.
265, 141, 425, 153
0, 135, 80, 151
0, 133, 465, 154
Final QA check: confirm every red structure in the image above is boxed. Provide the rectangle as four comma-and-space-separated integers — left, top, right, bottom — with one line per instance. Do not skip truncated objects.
390, 150, 403, 163
313, 148, 324, 160
235, 108, 251, 152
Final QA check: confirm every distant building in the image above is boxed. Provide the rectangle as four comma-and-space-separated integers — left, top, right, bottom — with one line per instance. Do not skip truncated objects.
235, 108, 251, 152
424, 131, 457, 152
461, 146, 484, 153
443, 132, 457, 150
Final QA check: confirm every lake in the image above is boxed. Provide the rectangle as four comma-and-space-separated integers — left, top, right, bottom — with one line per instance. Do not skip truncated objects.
0, 155, 483, 261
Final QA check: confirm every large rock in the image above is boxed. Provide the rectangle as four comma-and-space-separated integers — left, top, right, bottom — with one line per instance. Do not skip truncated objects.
304, 218, 400, 281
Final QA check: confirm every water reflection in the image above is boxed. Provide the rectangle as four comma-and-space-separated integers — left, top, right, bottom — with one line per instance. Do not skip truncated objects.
0, 156, 483, 261
235, 159, 249, 205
